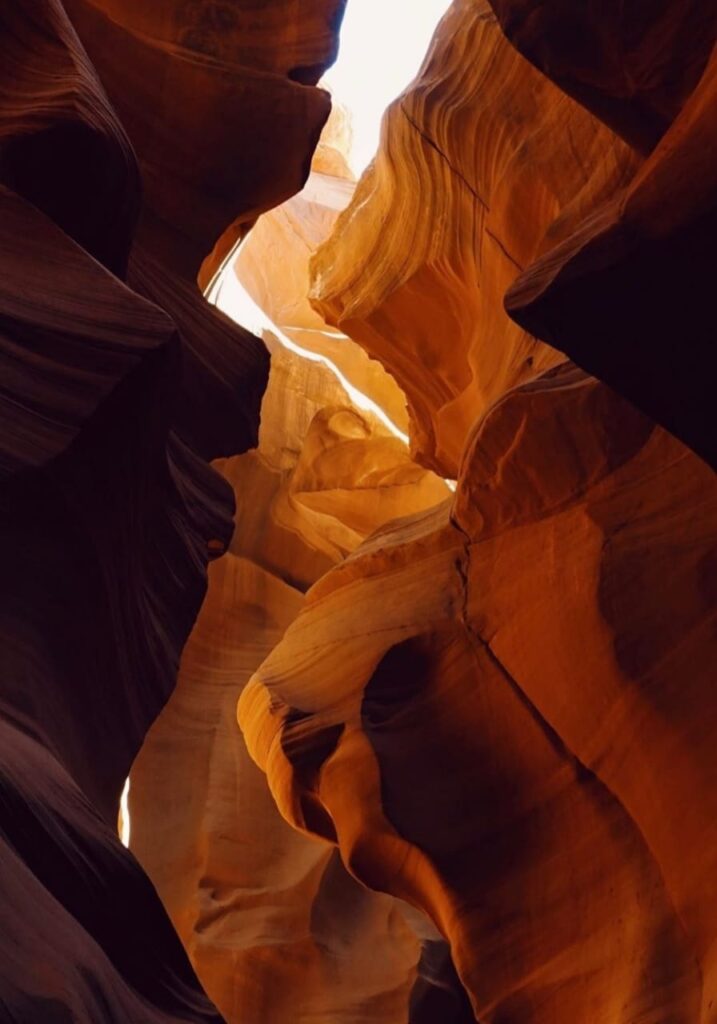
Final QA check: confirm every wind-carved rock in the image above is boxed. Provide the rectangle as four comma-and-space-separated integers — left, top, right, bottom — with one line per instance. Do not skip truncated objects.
60, 0, 346, 462
233, 99, 410, 436
501, 27, 717, 468
0, 0, 348, 1019
240, 366, 717, 1023
239, 1, 717, 1021
0, 144, 229, 1024
129, 159, 451, 1018
486, 0, 717, 153
309, 0, 638, 478
3, 0, 716, 1020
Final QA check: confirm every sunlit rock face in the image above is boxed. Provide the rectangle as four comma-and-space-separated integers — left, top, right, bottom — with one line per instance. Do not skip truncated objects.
237, 1, 717, 1021
240, 366, 717, 1023
130, 273, 450, 1021
233, 103, 410, 436
309, 0, 638, 477
0, 0, 346, 1019
4, 0, 716, 1020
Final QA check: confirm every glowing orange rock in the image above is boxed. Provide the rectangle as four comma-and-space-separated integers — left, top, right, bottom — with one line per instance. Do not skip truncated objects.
310, 0, 637, 477
131, 341, 449, 1022
241, 365, 717, 1023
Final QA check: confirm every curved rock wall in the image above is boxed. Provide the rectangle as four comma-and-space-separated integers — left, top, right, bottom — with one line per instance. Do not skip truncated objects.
0, 0, 346, 1019
3, 0, 716, 1021
486, 0, 717, 152
240, 368, 717, 1022
310, 0, 638, 477
504, 33, 717, 468
239, 1, 717, 1021
129, 160, 451, 1018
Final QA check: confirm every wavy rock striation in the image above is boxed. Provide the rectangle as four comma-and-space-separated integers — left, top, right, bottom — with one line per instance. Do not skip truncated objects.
310, 0, 637, 477
129, 300, 450, 1020
233, 103, 410, 437
60, 0, 347, 462
62, 0, 346, 281
502, 29, 717, 468
0, 169, 229, 1024
0, 0, 347, 1019
4, 0, 715, 1021
241, 365, 717, 1022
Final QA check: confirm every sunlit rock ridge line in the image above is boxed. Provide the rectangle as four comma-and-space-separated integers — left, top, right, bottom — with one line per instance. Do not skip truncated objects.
0, 3, 715, 1024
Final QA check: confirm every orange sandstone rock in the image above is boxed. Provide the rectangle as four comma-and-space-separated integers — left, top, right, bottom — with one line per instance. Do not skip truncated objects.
241, 365, 717, 1023
505, 41, 717, 468
310, 0, 637, 477
233, 104, 409, 437
130, 340, 448, 1022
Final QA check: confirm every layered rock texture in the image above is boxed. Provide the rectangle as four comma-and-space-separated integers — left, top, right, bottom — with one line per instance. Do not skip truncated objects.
238, 1, 715, 1022
309, 0, 640, 477
129, 120, 452, 1018
3, 0, 716, 1022
129, 353, 443, 1021
241, 368, 717, 1021
233, 101, 410, 436
0, 0, 345, 1020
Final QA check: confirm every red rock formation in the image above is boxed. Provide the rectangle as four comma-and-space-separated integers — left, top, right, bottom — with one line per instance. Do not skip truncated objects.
0, 0, 139, 276
241, 366, 717, 1022
486, 0, 717, 153
0, 0, 346, 1018
58, 0, 347, 462
130, 322, 449, 1020
0, 176, 229, 1022
62, 0, 346, 280
504, 40, 717, 469
4, 0, 715, 1020
310, 0, 637, 477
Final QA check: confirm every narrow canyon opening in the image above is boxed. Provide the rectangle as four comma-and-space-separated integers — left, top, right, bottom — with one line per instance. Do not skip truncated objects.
124, 2, 464, 1016
120, 0, 455, 847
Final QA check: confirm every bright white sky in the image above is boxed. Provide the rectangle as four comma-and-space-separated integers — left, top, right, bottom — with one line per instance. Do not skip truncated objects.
323, 0, 452, 174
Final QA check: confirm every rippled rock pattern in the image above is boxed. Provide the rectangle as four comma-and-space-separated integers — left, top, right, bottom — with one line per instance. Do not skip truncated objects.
0, 0, 346, 1019
3, 0, 716, 1021
310, 0, 638, 477
129, 165, 450, 1017
242, 0, 717, 1021
234, 103, 410, 438
502, 23, 717, 469
241, 366, 717, 1023
61, 0, 346, 461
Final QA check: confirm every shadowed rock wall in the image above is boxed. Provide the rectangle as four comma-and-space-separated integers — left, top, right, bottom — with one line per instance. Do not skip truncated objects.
0, 0, 346, 1019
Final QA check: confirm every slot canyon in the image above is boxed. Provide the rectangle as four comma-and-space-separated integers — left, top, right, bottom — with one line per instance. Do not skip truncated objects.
1, 1, 716, 1022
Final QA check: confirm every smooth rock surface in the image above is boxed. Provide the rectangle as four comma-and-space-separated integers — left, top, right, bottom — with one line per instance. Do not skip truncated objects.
487, 0, 717, 152
233, 102, 410, 437
505, 39, 717, 468
241, 365, 717, 1023
131, 338, 449, 1022
0, 0, 348, 1018
310, 0, 637, 476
